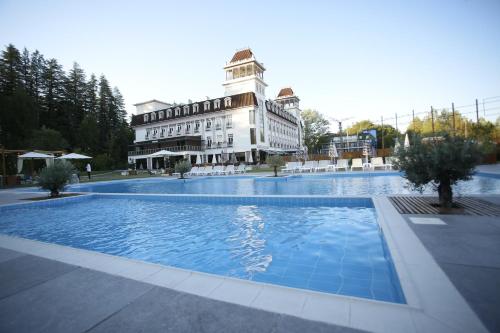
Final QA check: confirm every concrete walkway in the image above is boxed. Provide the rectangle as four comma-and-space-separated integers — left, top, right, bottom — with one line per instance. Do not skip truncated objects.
404, 205, 500, 333
0, 248, 362, 333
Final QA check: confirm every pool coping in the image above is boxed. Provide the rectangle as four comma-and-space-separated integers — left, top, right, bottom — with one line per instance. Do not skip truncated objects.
0, 193, 489, 332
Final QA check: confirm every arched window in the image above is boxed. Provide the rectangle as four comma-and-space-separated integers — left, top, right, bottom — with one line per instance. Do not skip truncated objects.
224, 97, 232, 107
183, 105, 189, 115
193, 103, 199, 113
151, 112, 156, 121
144, 114, 149, 122
214, 99, 221, 109
175, 107, 181, 116
204, 101, 211, 111
167, 109, 172, 118
159, 111, 164, 119
206, 119, 212, 129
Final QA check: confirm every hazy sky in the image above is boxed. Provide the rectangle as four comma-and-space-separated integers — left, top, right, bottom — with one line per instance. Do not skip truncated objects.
1, 0, 499, 129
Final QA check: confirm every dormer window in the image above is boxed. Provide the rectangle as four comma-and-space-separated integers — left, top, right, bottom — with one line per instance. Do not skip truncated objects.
214, 99, 221, 109
144, 114, 149, 122
204, 101, 211, 111
193, 103, 199, 113
159, 111, 164, 119
151, 112, 156, 121
175, 107, 181, 116
183, 105, 189, 115
167, 109, 172, 118
224, 97, 232, 107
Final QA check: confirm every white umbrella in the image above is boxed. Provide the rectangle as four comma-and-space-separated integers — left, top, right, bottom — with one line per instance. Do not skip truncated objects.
56, 153, 92, 159
149, 149, 176, 157
404, 133, 410, 148
247, 151, 253, 164
230, 152, 237, 164
195, 154, 201, 164
18, 152, 54, 159
212, 153, 217, 165
394, 139, 401, 154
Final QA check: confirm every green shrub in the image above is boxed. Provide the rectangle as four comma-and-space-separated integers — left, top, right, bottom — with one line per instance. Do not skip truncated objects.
266, 155, 284, 177
174, 159, 192, 179
38, 160, 76, 197
394, 135, 482, 208
92, 153, 114, 171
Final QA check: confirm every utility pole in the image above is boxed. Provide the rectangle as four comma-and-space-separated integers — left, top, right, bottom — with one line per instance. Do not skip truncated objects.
451, 102, 456, 135
395, 113, 398, 132
475, 98, 479, 124
381, 116, 385, 151
431, 106, 435, 136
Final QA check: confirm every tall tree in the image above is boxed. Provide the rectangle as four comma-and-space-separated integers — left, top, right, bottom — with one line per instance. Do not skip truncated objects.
0, 44, 22, 95
302, 109, 330, 153
41, 58, 65, 129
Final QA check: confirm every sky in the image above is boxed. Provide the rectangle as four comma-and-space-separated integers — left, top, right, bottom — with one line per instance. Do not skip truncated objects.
1, 0, 499, 129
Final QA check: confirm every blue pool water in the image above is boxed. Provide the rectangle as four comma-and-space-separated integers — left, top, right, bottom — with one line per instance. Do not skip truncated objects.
65, 174, 500, 196
0, 195, 405, 303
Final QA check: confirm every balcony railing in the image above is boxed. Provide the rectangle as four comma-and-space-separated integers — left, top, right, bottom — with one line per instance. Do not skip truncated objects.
128, 145, 203, 156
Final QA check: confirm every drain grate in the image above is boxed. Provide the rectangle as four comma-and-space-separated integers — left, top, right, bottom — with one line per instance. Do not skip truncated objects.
389, 196, 500, 216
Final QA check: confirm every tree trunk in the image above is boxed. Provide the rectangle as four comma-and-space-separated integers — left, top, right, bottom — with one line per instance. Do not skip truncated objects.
274, 166, 278, 177
438, 180, 453, 209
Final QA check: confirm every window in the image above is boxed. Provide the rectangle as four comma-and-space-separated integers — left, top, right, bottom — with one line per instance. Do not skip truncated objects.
159, 111, 164, 119
151, 112, 156, 121
193, 103, 199, 113
183, 105, 189, 115
152, 127, 158, 138
214, 99, 221, 109
195, 121, 200, 132
186, 122, 191, 133
215, 118, 222, 130
228, 134, 233, 146
177, 124, 182, 133
144, 114, 149, 122
206, 119, 212, 130
204, 101, 210, 111
175, 107, 180, 116
250, 128, 256, 145
224, 97, 232, 107
226, 115, 232, 128
145, 128, 151, 139
216, 134, 223, 144
161, 127, 166, 137
167, 109, 172, 118
206, 136, 212, 147
168, 126, 173, 136
249, 109, 255, 124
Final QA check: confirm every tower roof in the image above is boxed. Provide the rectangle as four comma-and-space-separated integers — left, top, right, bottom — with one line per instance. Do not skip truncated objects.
230, 48, 254, 63
277, 87, 295, 98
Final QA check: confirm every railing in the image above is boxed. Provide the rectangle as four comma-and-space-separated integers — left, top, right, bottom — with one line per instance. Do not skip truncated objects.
128, 145, 203, 156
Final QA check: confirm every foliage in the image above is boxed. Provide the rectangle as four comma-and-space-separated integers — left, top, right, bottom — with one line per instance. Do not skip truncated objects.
394, 135, 482, 208
266, 155, 284, 177
38, 160, 76, 197
302, 109, 330, 153
29, 127, 69, 150
92, 153, 114, 171
0, 44, 132, 169
344, 120, 401, 149
174, 159, 192, 179
345, 120, 375, 134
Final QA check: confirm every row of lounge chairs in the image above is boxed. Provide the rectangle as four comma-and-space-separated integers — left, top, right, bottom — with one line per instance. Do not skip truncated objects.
281, 157, 395, 173
187, 164, 247, 176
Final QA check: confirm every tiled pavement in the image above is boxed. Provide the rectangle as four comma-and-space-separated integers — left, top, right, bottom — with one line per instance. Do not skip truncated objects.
0, 248, 363, 333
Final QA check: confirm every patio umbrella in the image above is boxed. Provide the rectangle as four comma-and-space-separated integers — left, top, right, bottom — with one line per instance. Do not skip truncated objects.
196, 154, 201, 165
328, 143, 338, 163
362, 143, 369, 163
17, 152, 54, 174
247, 152, 253, 164
230, 152, 237, 164
56, 153, 92, 159
404, 133, 410, 148
149, 150, 176, 157
212, 153, 217, 165
394, 139, 401, 154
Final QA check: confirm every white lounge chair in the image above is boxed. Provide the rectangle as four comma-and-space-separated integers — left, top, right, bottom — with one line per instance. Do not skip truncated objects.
187, 166, 199, 176
315, 160, 330, 172
371, 157, 389, 170
234, 164, 246, 174
212, 165, 224, 175
201, 166, 214, 175
334, 159, 349, 171
351, 158, 364, 171
385, 157, 396, 170
300, 161, 317, 173
281, 162, 298, 173
222, 165, 235, 175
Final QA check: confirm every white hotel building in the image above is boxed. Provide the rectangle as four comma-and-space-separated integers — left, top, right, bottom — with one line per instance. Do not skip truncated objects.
129, 49, 304, 169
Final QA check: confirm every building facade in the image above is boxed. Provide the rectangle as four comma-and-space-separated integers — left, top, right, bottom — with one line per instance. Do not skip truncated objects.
129, 49, 304, 168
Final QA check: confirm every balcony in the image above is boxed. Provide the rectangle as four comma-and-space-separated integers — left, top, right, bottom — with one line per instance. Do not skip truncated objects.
128, 145, 203, 156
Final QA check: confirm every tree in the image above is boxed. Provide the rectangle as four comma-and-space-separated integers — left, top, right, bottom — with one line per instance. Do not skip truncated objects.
302, 109, 330, 153
374, 124, 400, 149
38, 160, 76, 197
266, 155, 284, 177
30, 127, 69, 150
394, 135, 482, 209
0, 44, 22, 95
345, 120, 375, 135
174, 159, 191, 179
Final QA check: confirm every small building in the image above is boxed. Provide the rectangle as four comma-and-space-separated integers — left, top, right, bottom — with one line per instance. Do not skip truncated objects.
128, 49, 305, 169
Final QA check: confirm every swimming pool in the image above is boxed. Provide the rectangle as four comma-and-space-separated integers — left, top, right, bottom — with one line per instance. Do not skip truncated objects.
65, 173, 500, 196
0, 194, 405, 303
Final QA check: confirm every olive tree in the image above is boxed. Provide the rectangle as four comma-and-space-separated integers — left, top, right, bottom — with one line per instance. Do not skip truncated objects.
266, 155, 284, 177
174, 159, 191, 179
38, 160, 76, 197
394, 135, 482, 209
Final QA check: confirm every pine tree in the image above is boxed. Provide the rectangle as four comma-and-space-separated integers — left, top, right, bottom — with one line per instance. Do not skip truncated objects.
84, 73, 98, 117
0, 44, 22, 95
97, 75, 112, 150
19, 48, 31, 89
41, 58, 65, 129
29, 50, 45, 103
112, 87, 127, 124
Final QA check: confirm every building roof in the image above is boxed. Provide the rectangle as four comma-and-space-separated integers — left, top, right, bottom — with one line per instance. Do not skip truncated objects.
133, 99, 171, 106
277, 87, 294, 98
131, 92, 258, 127
230, 49, 253, 63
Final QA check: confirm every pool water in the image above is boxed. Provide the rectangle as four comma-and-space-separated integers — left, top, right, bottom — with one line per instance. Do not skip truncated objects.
66, 174, 500, 196
0, 195, 405, 303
